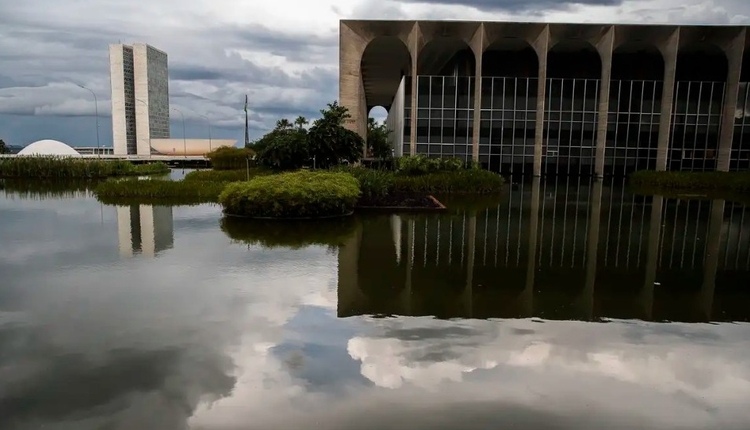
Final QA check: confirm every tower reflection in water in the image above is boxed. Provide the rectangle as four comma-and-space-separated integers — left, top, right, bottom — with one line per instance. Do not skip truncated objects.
338, 178, 750, 323
116, 205, 174, 257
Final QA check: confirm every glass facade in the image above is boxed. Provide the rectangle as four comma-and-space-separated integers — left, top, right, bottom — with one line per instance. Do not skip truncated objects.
122, 46, 137, 155
480, 77, 537, 174
543, 78, 599, 176
668, 81, 725, 172
386, 49, 750, 175
732, 82, 750, 171
404, 76, 475, 163
605, 80, 663, 175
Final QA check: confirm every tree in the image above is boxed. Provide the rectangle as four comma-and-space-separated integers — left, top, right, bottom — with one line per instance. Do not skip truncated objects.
294, 116, 308, 130
275, 119, 292, 130
255, 128, 309, 171
0, 139, 8, 154
307, 101, 364, 169
367, 117, 392, 161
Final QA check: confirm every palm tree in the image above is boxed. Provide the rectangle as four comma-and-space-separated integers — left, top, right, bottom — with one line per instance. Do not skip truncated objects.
275, 119, 292, 130
294, 116, 308, 130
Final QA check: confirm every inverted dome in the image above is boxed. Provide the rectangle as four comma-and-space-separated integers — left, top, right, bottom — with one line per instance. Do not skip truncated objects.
18, 139, 81, 157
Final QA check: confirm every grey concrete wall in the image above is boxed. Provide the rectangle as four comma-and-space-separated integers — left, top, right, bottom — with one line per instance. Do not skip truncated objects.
109, 44, 128, 155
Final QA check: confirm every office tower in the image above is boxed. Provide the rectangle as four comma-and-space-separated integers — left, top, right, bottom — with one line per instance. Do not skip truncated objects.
117, 205, 174, 257
109, 43, 170, 155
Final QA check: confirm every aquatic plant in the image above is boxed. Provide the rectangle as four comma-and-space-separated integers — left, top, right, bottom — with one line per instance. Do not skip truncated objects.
219, 170, 360, 218
0, 157, 169, 178
94, 178, 225, 205
629, 171, 750, 192
340, 166, 505, 198
183, 168, 269, 183
205, 147, 255, 170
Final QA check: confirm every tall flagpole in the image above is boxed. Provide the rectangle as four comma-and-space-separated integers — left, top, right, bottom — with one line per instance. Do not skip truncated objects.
244, 95, 249, 147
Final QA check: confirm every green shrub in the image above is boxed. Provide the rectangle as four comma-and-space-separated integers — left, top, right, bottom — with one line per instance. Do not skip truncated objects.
339, 166, 504, 196
344, 167, 395, 199
206, 147, 255, 170
397, 155, 471, 175
629, 171, 750, 191
184, 168, 269, 183
393, 169, 505, 194
220, 216, 356, 249
218, 170, 361, 218
94, 178, 224, 205
0, 157, 169, 178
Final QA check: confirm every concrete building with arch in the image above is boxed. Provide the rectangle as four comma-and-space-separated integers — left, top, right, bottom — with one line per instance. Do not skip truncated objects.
340, 21, 750, 176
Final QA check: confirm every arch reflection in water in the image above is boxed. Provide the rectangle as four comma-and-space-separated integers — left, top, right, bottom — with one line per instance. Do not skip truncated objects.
116, 205, 174, 257
338, 178, 750, 323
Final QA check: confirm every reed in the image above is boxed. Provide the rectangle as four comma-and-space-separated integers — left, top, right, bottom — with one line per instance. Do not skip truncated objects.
629, 170, 750, 191
0, 157, 169, 178
94, 178, 225, 205
183, 168, 270, 183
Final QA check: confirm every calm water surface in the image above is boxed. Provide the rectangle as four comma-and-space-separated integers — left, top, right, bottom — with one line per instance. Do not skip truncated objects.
1, 175, 750, 430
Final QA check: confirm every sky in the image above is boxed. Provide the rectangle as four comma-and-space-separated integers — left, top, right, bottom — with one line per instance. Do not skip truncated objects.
1, 0, 749, 148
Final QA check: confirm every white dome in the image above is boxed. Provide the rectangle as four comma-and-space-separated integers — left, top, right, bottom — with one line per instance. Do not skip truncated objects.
18, 139, 81, 157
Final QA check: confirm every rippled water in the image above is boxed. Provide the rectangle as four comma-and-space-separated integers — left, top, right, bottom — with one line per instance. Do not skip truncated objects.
1, 176, 749, 430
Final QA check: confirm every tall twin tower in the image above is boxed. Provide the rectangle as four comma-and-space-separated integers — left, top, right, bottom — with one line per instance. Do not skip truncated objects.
108, 43, 170, 156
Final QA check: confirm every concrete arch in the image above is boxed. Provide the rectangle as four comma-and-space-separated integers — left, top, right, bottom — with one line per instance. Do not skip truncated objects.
612, 42, 664, 80
482, 38, 539, 77
361, 36, 411, 109
417, 37, 476, 76
548, 39, 602, 79
676, 42, 728, 81
414, 21, 482, 55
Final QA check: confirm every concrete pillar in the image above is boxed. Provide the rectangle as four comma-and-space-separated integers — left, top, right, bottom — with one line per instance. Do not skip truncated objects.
339, 23, 369, 142
470, 25, 485, 163
408, 23, 421, 157
581, 180, 603, 320
717, 30, 746, 172
533, 26, 550, 177
640, 196, 664, 320
461, 212, 477, 317
336, 220, 364, 318
594, 26, 615, 178
521, 177, 542, 317
656, 29, 680, 171
700, 199, 725, 320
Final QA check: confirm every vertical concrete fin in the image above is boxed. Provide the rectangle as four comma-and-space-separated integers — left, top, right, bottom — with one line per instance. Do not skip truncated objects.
339, 21, 369, 141
532, 25, 550, 177
408, 22, 422, 156
656, 28, 680, 171
717, 28, 746, 172
470, 23, 485, 163
594, 25, 615, 178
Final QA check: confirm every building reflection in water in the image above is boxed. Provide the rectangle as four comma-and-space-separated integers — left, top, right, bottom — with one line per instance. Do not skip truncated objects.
338, 178, 750, 323
116, 205, 174, 257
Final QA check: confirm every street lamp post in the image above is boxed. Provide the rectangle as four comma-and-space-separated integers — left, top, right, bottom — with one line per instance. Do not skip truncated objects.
197, 113, 212, 152
77, 84, 100, 156
171, 107, 187, 158
135, 98, 151, 156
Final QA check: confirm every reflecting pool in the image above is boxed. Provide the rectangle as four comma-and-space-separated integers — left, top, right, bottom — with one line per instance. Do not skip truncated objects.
1, 176, 749, 430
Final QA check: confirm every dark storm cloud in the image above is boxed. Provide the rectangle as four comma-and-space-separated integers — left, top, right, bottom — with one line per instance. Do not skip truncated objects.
394, 0, 624, 13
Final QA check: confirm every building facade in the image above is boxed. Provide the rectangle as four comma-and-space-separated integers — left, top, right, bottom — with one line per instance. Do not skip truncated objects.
109, 43, 170, 156
340, 21, 750, 176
